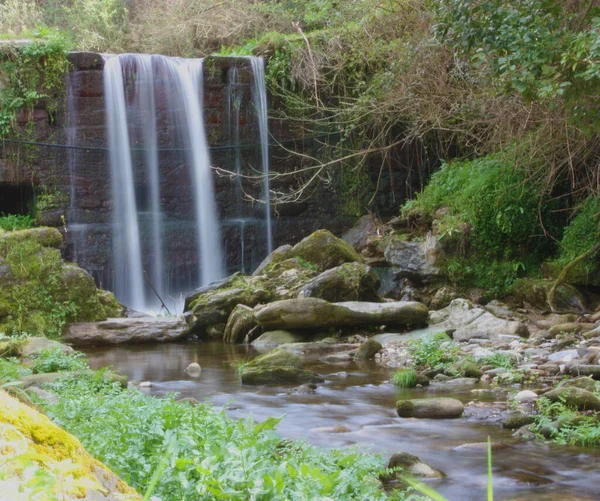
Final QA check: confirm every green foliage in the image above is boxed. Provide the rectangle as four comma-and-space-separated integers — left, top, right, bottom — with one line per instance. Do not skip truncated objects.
44, 374, 407, 501
31, 347, 88, 374
556, 195, 600, 281
0, 214, 35, 231
479, 353, 516, 370
435, 0, 600, 127
0, 357, 31, 382
0, 27, 72, 136
392, 369, 418, 388
532, 396, 600, 446
408, 333, 460, 371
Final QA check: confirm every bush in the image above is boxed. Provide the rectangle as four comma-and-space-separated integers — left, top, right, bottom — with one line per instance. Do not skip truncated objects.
556, 195, 600, 282
408, 332, 460, 371
32, 347, 88, 373
0, 214, 35, 231
45, 374, 406, 501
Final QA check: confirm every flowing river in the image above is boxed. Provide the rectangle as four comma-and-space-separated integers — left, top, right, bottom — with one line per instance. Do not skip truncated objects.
82, 342, 600, 501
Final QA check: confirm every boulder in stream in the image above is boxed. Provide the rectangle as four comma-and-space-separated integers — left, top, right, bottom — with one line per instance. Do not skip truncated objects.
544, 387, 600, 411
255, 298, 428, 330
396, 397, 464, 419
64, 317, 188, 345
223, 304, 259, 344
354, 339, 383, 360
246, 347, 304, 369
240, 366, 324, 385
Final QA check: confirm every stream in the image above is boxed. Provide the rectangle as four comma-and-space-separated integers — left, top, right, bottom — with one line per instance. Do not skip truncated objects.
82, 342, 600, 501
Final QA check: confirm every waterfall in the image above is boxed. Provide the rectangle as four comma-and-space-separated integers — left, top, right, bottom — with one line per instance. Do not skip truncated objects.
249, 57, 273, 254
103, 55, 146, 311
102, 54, 224, 312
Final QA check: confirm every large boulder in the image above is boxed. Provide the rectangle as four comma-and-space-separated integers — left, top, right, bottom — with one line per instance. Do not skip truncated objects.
184, 276, 269, 337
0, 390, 140, 501
0, 227, 63, 249
255, 298, 428, 330
384, 233, 442, 282
396, 398, 464, 419
291, 229, 361, 271
342, 215, 379, 252
252, 245, 294, 276
429, 299, 528, 342
64, 317, 188, 345
544, 387, 600, 411
510, 278, 586, 313
299, 262, 382, 302
240, 366, 324, 385
223, 304, 259, 344
354, 339, 382, 360
62, 264, 109, 322
17, 337, 74, 358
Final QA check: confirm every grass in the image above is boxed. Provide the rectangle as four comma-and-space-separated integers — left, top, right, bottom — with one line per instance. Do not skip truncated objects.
392, 369, 418, 388
0, 214, 35, 232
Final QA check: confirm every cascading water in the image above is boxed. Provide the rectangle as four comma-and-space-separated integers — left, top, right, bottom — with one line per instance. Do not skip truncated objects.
102, 54, 224, 311
103, 56, 146, 311
249, 57, 273, 254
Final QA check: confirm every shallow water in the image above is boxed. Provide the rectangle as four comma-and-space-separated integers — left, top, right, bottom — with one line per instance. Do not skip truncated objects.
82, 342, 600, 501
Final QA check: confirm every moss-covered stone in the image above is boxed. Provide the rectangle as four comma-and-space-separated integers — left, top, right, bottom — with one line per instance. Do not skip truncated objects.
510, 278, 586, 312
291, 229, 361, 271
300, 262, 382, 302
458, 361, 483, 379
396, 398, 464, 419
0, 227, 63, 249
246, 347, 304, 369
97, 289, 125, 318
0, 389, 140, 500
62, 264, 107, 322
558, 376, 597, 393
354, 339, 382, 360
502, 412, 535, 429
545, 387, 600, 411
240, 366, 324, 385
223, 304, 258, 344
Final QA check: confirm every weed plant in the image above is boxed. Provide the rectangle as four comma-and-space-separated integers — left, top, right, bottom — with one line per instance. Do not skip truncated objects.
392, 369, 418, 388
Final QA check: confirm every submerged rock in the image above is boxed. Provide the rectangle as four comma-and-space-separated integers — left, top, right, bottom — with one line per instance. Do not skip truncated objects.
299, 262, 382, 302
252, 330, 310, 346
64, 317, 188, 345
396, 397, 464, 419
255, 298, 428, 330
240, 366, 324, 385
246, 348, 304, 369
0, 390, 141, 500
185, 363, 202, 377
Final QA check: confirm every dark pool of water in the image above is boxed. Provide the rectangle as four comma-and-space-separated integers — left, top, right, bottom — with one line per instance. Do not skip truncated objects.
82, 342, 600, 501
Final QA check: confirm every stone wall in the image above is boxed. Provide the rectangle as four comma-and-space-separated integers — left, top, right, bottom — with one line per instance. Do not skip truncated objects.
0, 51, 434, 302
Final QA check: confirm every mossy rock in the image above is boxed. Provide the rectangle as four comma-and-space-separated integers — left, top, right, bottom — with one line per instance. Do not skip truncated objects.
0, 389, 141, 500
300, 262, 382, 302
246, 347, 304, 369
62, 264, 107, 322
510, 278, 586, 313
0, 227, 63, 249
240, 366, 324, 385
458, 361, 483, 379
223, 304, 258, 344
557, 376, 597, 393
97, 289, 125, 318
544, 387, 600, 411
354, 339, 382, 361
252, 330, 309, 346
396, 398, 464, 419
291, 229, 361, 272
17, 337, 74, 358
252, 245, 294, 276
502, 412, 535, 429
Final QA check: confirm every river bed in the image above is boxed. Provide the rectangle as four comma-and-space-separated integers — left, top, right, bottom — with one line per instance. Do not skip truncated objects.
82, 342, 600, 501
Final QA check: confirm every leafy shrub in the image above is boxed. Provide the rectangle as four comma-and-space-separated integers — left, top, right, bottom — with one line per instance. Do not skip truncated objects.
479, 353, 516, 370
392, 368, 418, 388
32, 347, 88, 373
556, 195, 600, 281
44, 374, 406, 501
0, 357, 32, 382
408, 332, 460, 371
0, 214, 35, 231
